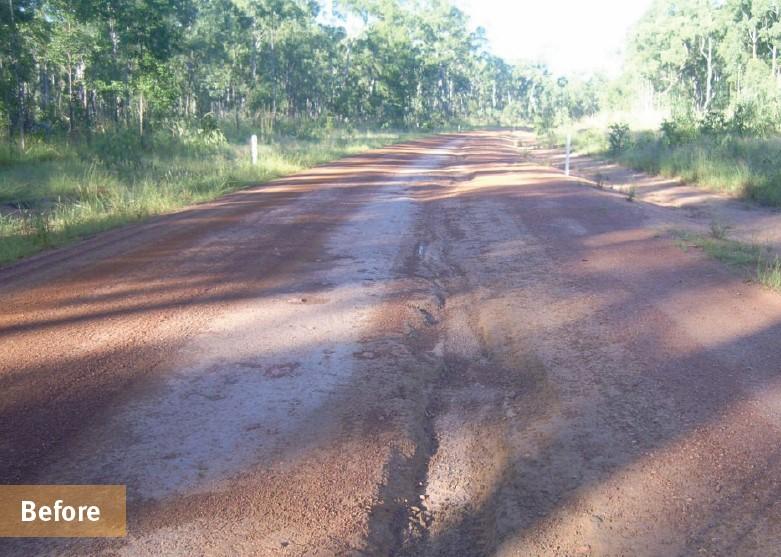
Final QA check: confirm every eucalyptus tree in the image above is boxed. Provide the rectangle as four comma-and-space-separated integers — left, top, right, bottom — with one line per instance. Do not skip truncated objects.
626, 0, 781, 127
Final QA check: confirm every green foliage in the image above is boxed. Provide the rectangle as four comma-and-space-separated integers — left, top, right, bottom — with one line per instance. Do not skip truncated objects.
608, 123, 631, 154
2, 0, 573, 143
87, 129, 145, 165
626, 0, 781, 132
610, 132, 781, 207
572, 128, 609, 155
676, 232, 781, 292
553, 0, 781, 213
677, 232, 764, 268
728, 100, 779, 136
758, 257, 781, 291
660, 118, 698, 146
699, 111, 728, 135
0, 138, 66, 167
658, 105, 777, 146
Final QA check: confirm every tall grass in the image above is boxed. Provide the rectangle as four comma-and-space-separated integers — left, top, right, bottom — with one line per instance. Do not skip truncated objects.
616, 135, 781, 205
0, 127, 417, 265
558, 123, 781, 207
758, 256, 781, 290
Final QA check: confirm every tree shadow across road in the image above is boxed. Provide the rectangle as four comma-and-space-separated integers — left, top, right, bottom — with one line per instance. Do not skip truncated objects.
401, 134, 781, 556
2, 133, 781, 555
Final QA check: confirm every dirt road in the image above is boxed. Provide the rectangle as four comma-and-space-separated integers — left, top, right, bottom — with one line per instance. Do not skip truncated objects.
3, 132, 781, 556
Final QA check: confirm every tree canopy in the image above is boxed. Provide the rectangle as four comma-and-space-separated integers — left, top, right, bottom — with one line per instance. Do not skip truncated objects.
625, 0, 781, 131
0, 0, 601, 144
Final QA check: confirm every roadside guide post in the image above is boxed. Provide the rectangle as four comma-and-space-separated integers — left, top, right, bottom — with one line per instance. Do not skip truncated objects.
251, 134, 258, 166
565, 132, 571, 176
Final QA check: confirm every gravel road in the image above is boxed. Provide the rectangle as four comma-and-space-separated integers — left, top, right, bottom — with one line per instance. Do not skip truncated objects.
2, 132, 781, 556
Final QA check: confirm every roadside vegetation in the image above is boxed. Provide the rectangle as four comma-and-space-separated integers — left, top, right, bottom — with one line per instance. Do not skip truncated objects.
676, 230, 781, 292
2, 0, 593, 265
8, 0, 781, 264
0, 125, 415, 264
0, 0, 616, 266
555, 119, 781, 208
535, 0, 781, 209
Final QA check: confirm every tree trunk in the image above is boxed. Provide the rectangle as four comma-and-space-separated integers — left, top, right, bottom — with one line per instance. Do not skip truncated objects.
704, 36, 713, 110
271, 29, 277, 122
40, 63, 49, 114
67, 56, 74, 134
8, 0, 25, 149
109, 18, 120, 124
139, 91, 144, 136
17, 79, 25, 151
751, 27, 758, 59
235, 90, 240, 133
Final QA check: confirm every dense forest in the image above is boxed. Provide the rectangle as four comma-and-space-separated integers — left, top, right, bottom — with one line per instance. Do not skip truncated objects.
574, 0, 781, 208
0, 0, 604, 146
6, 0, 781, 148
614, 0, 781, 133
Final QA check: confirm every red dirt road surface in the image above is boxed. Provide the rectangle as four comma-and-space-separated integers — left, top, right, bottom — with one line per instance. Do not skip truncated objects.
3, 132, 781, 556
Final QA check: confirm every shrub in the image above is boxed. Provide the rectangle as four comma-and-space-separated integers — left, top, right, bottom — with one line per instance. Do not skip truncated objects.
573, 128, 608, 154
87, 128, 144, 165
608, 123, 631, 154
164, 120, 228, 152
660, 117, 697, 146
0, 138, 69, 168
727, 101, 777, 137
758, 256, 781, 290
699, 111, 728, 135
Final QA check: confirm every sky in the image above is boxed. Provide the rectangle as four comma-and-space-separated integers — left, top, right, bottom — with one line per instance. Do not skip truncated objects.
454, 0, 654, 77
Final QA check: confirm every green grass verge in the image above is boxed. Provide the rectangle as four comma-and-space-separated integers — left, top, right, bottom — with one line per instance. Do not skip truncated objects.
675, 231, 781, 291
615, 136, 781, 204
548, 124, 781, 208
0, 129, 418, 265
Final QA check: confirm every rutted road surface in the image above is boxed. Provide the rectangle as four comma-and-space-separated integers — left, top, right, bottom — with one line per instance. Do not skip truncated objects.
3, 132, 781, 556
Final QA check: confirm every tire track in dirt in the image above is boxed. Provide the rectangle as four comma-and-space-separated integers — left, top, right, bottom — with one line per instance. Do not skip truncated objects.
403, 133, 781, 556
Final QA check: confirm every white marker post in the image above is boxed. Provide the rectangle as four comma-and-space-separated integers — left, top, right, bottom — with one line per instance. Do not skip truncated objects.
250, 134, 258, 166
565, 132, 572, 176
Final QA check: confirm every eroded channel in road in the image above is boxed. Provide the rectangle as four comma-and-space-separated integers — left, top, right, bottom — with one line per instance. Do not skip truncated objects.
2, 137, 463, 555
